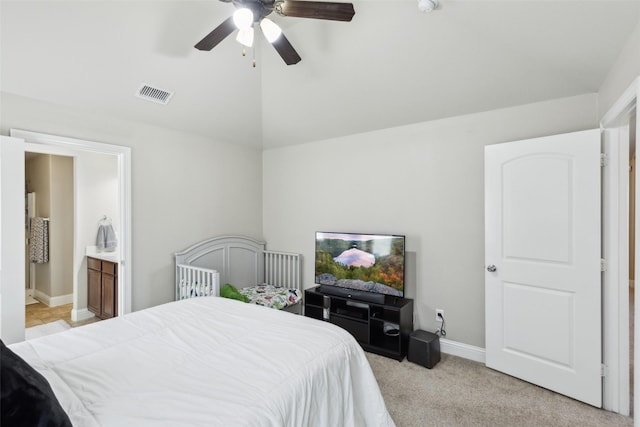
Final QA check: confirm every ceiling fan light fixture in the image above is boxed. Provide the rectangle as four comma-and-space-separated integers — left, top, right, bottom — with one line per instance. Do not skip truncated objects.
236, 27, 254, 47
194, 0, 356, 66
233, 8, 254, 29
260, 18, 282, 43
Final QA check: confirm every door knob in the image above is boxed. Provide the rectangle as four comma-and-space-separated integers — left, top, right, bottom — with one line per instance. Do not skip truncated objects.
487, 264, 497, 272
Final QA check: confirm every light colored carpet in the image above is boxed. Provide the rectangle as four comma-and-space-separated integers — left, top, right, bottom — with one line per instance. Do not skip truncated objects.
367, 352, 633, 427
25, 319, 70, 340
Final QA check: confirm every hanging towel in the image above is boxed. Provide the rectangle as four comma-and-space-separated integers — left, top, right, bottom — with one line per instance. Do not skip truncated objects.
29, 217, 49, 263
96, 224, 117, 251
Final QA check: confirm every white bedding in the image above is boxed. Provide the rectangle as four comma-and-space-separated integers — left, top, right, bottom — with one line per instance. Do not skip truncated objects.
10, 297, 395, 427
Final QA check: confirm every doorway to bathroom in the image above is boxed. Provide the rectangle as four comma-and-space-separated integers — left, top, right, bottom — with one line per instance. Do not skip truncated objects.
0, 129, 132, 343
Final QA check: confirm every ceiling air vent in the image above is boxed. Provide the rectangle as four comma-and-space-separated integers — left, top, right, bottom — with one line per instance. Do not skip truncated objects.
135, 83, 173, 105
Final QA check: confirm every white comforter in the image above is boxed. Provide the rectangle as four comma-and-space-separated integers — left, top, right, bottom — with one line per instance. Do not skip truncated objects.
10, 297, 395, 427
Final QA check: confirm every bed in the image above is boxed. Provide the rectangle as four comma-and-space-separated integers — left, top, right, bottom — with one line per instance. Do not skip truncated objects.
4, 297, 395, 426
175, 235, 303, 313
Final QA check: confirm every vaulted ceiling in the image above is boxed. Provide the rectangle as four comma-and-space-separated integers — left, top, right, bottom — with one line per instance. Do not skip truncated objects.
1, 0, 639, 149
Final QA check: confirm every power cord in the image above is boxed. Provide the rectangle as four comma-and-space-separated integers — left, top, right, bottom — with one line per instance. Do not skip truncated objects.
436, 312, 447, 337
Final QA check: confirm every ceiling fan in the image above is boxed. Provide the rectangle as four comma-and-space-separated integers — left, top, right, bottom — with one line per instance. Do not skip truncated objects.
195, 0, 355, 65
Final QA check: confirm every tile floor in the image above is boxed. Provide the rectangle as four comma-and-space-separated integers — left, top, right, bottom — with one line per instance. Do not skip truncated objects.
26, 302, 101, 328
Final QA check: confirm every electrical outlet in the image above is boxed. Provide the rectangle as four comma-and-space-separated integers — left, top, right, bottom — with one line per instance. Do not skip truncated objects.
436, 309, 444, 322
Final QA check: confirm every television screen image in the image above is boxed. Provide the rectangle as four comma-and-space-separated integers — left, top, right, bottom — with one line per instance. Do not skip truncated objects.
315, 232, 405, 297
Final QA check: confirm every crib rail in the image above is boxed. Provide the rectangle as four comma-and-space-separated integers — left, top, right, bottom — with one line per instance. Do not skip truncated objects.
176, 264, 220, 300
264, 250, 301, 291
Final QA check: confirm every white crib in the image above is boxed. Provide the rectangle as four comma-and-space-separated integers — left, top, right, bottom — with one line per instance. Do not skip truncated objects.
174, 236, 302, 313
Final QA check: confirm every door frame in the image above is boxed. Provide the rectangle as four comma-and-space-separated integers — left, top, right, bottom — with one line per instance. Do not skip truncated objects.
600, 76, 639, 416
10, 129, 132, 319
0, 135, 26, 343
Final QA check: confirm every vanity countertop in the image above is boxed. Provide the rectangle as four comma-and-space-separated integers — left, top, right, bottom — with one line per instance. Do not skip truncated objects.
86, 246, 119, 263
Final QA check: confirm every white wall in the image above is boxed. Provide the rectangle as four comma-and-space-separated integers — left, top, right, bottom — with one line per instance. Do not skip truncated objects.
599, 19, 640, 118
75, 151, 118, 311
263, 93, 599, 348
1, 92, 263, 311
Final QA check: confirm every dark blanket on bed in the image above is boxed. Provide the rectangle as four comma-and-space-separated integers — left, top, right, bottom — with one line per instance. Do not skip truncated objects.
1, 339, 72, 427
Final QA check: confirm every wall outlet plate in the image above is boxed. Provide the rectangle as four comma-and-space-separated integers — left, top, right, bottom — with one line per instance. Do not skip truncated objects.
436, 309, 444, 322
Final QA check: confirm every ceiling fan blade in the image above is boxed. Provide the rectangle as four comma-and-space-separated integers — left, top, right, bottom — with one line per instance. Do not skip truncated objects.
271, 33, 302, 65
278, 1, 355, 22
194, 16, 236, 51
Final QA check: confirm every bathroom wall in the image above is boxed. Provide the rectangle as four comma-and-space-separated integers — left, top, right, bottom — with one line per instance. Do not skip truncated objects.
75, 151, 119, 314
49, 155, 73, 300
25, 153, 74, 304
26, 154, 52, 297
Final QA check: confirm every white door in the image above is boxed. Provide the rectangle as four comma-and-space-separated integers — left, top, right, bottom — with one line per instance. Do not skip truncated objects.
0, 135, 26, 344
485, 129, 602, 407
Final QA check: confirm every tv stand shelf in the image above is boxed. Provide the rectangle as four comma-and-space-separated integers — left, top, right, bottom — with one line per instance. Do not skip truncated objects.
304, 286, 413, 361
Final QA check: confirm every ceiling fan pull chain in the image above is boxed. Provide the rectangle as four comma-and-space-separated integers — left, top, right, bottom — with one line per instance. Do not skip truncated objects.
252, 45, 256, 68
252, 23, 256, 68
242, 46, 246, 57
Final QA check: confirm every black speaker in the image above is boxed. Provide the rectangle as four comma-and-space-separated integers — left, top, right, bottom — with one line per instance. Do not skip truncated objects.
408, 330, 440, 369
317, 285, 386, 304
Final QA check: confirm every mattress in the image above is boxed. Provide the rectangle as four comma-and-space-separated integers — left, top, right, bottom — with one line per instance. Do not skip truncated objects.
9, 297, 395, 427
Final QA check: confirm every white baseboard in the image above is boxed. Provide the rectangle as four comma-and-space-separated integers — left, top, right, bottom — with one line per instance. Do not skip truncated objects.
34, 290, 73, 307
440, 337, 486, 364
71, 308, 95, 322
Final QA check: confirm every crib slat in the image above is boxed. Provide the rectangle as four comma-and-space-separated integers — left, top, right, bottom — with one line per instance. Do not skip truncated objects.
175, 264, 220, 300
263, 250, 301, 291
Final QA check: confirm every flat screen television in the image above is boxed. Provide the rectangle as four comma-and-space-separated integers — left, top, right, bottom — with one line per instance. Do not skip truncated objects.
315, 231, 405, 298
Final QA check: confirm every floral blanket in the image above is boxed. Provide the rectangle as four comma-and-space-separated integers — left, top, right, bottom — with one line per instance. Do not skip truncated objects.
239, 285, 302, 310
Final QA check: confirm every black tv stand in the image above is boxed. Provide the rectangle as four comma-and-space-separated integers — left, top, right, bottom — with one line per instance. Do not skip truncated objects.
305, 286, 413, 361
